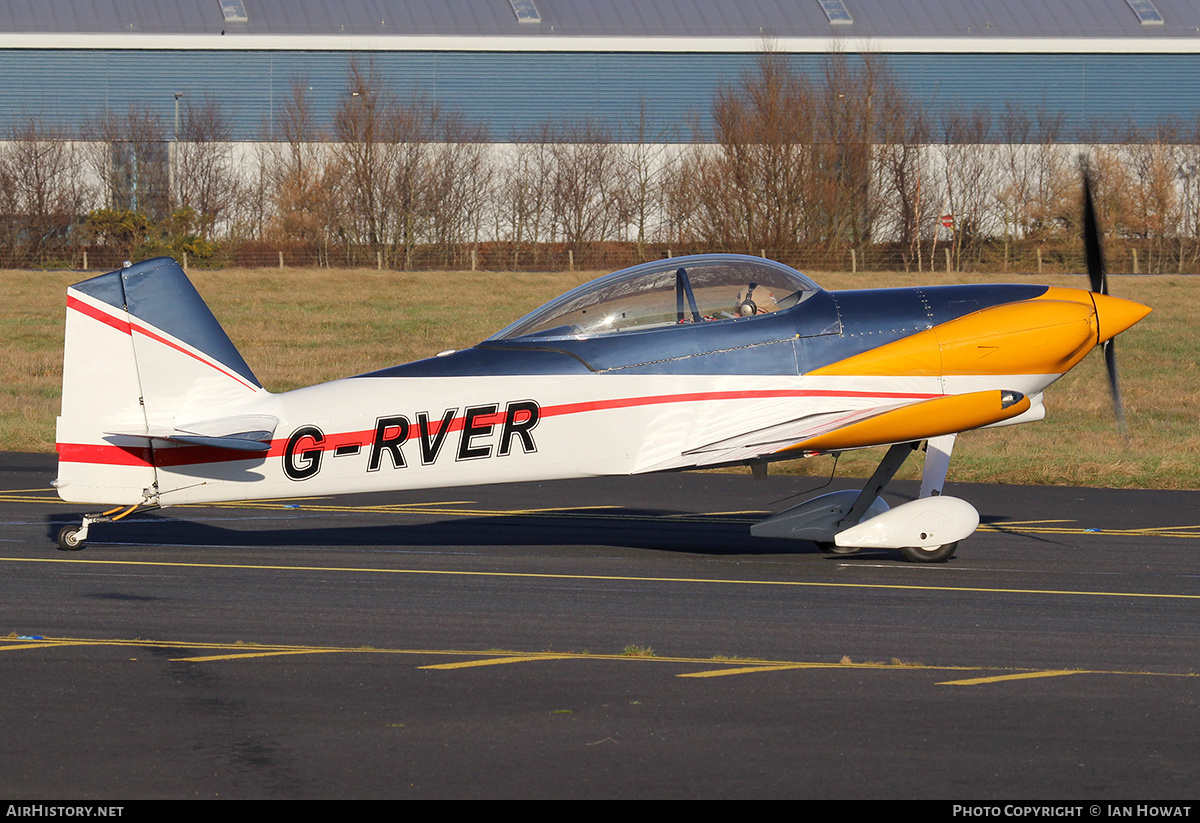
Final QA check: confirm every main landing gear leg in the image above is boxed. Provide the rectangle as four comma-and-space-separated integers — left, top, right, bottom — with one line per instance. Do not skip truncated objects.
815, 441, 920, 556
751, 441, 919, 554
837, 441, 921, 532
57, 503, 158, 551
919, 433, 957, 499
751, 439, 978, 562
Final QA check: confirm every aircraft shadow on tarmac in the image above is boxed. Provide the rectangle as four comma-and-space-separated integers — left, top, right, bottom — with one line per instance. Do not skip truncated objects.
38, 475, 1049, 561
41, 508, 882, 558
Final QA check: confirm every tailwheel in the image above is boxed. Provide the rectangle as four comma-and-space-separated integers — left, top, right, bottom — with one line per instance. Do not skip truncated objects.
53, 502, 157, 551
57, 526, 85, 551
899, 542, 958, 563
817, 541, 860, 556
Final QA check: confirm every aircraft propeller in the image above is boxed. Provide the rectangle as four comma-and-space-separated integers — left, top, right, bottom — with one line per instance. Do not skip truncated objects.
1080, 157, 1128, 433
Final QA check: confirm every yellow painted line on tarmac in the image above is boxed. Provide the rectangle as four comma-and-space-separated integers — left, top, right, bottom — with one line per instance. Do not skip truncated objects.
679, 663, 829, 678
207, 498, 469, 510
4, 554, 1199, 602
420, 655, 576, 670
172, 649, 350, 662
0, 494, 66, 504
182, 496, 335, 506
2, 637, 1196, 684
979, 522, 1200, 539
0, 640, 103, 651
939, 670, 1082, 686
207, 501, 636, 519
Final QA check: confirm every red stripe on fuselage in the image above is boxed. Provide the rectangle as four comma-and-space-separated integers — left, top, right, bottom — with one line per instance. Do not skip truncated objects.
57, 387, 941, 468
57, 441, 154, 467
540, 388, 936, 417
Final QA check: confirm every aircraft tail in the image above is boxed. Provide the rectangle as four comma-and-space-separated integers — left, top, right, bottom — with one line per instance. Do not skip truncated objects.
55, 258, 269, 505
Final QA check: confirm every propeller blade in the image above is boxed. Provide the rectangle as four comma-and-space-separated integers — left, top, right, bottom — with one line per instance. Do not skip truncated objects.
1081, 157, 1107, 295
1103, 339, 1127, 434
1082, 156, 1128, 432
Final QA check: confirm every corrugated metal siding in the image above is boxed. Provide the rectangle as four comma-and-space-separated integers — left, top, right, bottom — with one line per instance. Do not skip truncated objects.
0, 49, 1198, 141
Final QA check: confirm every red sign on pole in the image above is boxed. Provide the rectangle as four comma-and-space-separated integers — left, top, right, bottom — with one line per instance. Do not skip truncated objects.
941, 215, 954, 229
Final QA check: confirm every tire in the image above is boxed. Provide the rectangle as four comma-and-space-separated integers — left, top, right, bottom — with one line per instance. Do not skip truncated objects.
57, 526, 84, 551
899, 542, 957, 563
817, 541, 860, 556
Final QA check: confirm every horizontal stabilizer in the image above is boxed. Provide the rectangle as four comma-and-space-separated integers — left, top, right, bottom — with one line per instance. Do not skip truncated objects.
157, 433, 272, 452
103, 429, 273, 452
103, 414, 278, 452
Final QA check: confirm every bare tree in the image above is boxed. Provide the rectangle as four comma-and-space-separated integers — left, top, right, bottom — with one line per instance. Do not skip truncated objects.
995, 100, 1034, 252
941, 106, 997, 268
996, 101, 1072, 264
1177, 117, 1200, 271
494, 124, 556, 268
264, 78, 338, 261
173, 96, 240, 238
673, 49, 816, 254
333, 60, 401, 263
815, 50, 882, 252
0, 116, 94, 265
875, 84, 932, 270
1123, 118, 1181, 272
82, 106, 169, 219
620, 97, 678, 259
551, 120, 626, 262
1027, 106, 1072, 244
425, 112, 492, 266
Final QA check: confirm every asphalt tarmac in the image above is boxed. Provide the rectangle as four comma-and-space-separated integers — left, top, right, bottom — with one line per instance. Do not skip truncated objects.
2, 452, 1198, 799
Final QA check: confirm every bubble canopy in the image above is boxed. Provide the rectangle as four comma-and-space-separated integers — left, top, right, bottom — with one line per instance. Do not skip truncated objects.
490, 255, 822, 341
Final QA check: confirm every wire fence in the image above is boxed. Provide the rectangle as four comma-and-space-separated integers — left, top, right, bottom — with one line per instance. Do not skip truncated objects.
9, 238, 1200, 276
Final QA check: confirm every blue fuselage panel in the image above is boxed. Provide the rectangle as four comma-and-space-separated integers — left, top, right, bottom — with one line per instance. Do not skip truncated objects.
364, 283, 1049, 378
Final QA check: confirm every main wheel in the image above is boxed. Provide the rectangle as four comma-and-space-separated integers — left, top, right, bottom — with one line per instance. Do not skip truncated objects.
817, 541, 860, 556
56, 526, 85, 551
899, 542, 957, 563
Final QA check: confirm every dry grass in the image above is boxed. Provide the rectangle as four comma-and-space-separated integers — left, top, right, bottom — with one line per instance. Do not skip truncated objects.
4, 265, 1196, 488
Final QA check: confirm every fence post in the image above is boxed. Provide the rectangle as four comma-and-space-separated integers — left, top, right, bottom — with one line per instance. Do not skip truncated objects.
82, 251, 87, 271
850, 248, 857, 273
1037, 247, 1042, 274
182, 251, 188, 270
279, 251, 284, 269
377, 250, 383, 271
568, 249, 574, 272
471, 248, 477, 271
1133, 249, 1138, 274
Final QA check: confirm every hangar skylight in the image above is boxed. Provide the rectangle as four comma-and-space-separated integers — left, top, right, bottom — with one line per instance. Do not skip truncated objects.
819, 0, 853, 25
218, 0, 248, 24
510, 0, 541, 24
1126, 0, 1164, 25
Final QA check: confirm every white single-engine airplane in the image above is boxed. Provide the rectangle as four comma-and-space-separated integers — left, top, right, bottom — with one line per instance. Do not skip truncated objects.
53, 173, 1149, 561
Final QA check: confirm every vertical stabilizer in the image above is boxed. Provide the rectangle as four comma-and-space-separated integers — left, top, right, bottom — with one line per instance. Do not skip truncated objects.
56, 258, 264, 505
